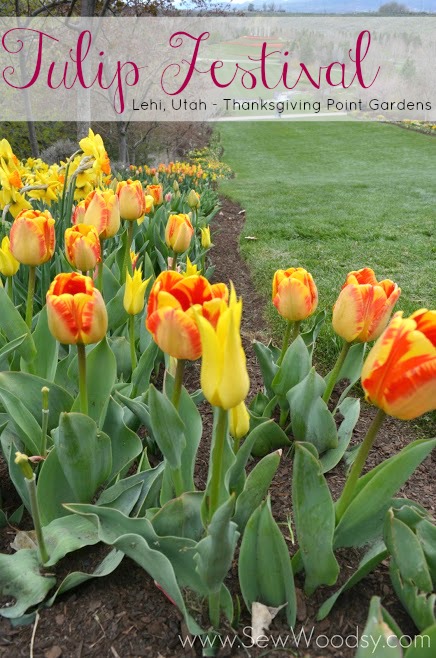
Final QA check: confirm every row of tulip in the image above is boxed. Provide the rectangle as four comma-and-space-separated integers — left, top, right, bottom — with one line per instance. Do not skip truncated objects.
0, 130, 435, 655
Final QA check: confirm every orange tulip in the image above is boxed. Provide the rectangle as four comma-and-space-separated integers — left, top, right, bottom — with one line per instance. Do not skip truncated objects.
361, 309, 436, 420
272, 267, 318, 322
165, 214, 194, 254
146, 271, 228, 360
145, 184, 163, 206
46, 272, 108, 345
73, 189, 120, 239
65, 224, 101, 272
332, 268, 400, 343
9, 209, 55, 266
116, 179, 145, 221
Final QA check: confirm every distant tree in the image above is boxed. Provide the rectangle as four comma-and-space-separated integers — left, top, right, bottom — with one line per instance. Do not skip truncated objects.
247, 2, 255, 10
378, 2, 410, 14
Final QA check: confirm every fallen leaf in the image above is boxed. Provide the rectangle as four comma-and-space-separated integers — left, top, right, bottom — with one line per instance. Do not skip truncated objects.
251, 601, 286, 646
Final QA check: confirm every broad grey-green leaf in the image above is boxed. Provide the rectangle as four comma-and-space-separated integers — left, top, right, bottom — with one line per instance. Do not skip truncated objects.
293, 442, 339, 594
152, 492, 204, 541
0, 287, 36, 362
390, 561, 435, 632
149, 384, 186, 470
272, 336, 311, 398
320, 397, 360, 473
239, 497, 296, 628
233, 449, 281, 532
102, 396, 142, 480
0, 550, 56, 619
356, 596, 402, 657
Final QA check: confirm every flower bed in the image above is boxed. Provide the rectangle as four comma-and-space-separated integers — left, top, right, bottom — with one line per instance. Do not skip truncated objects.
0, 132, 435, 657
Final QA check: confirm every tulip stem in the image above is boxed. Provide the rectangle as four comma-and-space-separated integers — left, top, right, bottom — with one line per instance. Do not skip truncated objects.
171, 249, 177, 271
322, 341, 351, 404
122, 222, 134, 283
208, 590, 220, 629
172, 359, 185, 410
208, 407, 228, 523
41, 387, 49, 458
26, 475, 49, 565
25, 266, 36, 329
77, 343, 88, 415
7, 276, 13, 303
97, 238, 104, 292
172, 467, 184, 498
336, 408, 386, 522
129, 314, 137, 374
277, 321, 300, 366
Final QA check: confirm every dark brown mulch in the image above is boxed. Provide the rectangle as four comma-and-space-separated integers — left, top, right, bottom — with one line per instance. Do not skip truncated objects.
0, 198, 434, 658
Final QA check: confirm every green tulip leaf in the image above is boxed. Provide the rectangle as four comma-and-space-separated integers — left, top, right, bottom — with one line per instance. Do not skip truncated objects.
37, 446, 76, 525
0, 371, 73, 432
0, 386, 41, 454
54, 412, 112, 503
416, 520, 436, 585
148, 384, 186, 471
0, 287, 36, 362
71, 338, 117, 426
335, 342, 366, 406
320, 397, 360, 473
272, 335, 311, 398
0, 550, 56, 620
356, 596, 403, 657
317, 540, 388, 620
384, 510, 433, 593
102, 396, 142, 481
195, 495, 239, 594
233, 449, 281, 532
97, 464, 164, 516
252, 340, 279, 398
44, 514, 100, 566
152, 492, 204, 541
287, 368, 338, 454
106, 284, 127, 331
293, 442, 339, 594
335, 438, 436, 548
239, 497, 296, 628
0, 334, 27, 362
390, 560, 436, 632
404, 624, 436, 658
131, 340, 159, 395
249, 418, 292, 459
300, 309, 326, 355
23, 306, 58, 381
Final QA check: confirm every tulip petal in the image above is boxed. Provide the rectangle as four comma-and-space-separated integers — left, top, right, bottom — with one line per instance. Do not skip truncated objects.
195, 313, 222, 405
218, 305, 249, 410
147, 308, 201, 361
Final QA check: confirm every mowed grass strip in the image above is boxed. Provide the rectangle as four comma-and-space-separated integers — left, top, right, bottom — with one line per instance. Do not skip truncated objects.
217, 121, 436, 380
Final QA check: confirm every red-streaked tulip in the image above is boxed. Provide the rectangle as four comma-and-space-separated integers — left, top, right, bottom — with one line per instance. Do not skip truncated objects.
46, 272, 108, 345
361, 309, 436, 420
272, 267, 318, 322
10, 209, 55, 266
165, 214, 194, 254
146, 271, 228, 360
332, 268, 400, 343
73, 189, 120, 239
116, 179, 145, 221
65, 224, 101, 272
145, 184, 163, 206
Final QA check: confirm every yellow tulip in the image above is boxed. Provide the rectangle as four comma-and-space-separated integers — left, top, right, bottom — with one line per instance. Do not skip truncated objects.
195, 287, 249, 409
200, 226, 212, 249
0, 236, 19, 276
124, 268, 150, 316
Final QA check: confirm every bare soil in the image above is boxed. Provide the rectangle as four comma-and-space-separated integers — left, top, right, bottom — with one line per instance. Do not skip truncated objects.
0, 198, 434, 658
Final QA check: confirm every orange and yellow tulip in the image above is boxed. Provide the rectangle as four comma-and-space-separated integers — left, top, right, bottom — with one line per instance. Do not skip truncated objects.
272, 267, 318, 322
65, 224, 101, 273
361, 309, 436, 420
73, 189, 120, 239
165, 214, 194, 254
10, 209, 55, 266
145, 184, 163, 206
46, 272, 108, 345
116, 180, 145, 221
146, 271, 228, 361
332, 268, 400, 343
0, 236, 19, 277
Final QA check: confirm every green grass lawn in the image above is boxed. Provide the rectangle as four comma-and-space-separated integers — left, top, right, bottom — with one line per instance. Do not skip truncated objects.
217, 121, 436, 378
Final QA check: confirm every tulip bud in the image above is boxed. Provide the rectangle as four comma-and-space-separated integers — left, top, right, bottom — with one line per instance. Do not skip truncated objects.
229, 402, 250, 440
200, 226, 212, 249
65, 224, 101, 272
46, 272, 108, 345
173, 180, 179, 192
116, 179, 146, 221
272, 267, 318, 322
332, 268, 400, 343
187, 189, 200, 210
145, 184, 163, 206
10, 209, 55, 266
165, 214, 194, 254
0, 236, 19, 277
165, 192, 172, 203
14, 452, 33, 480
123, 268, 150, 316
